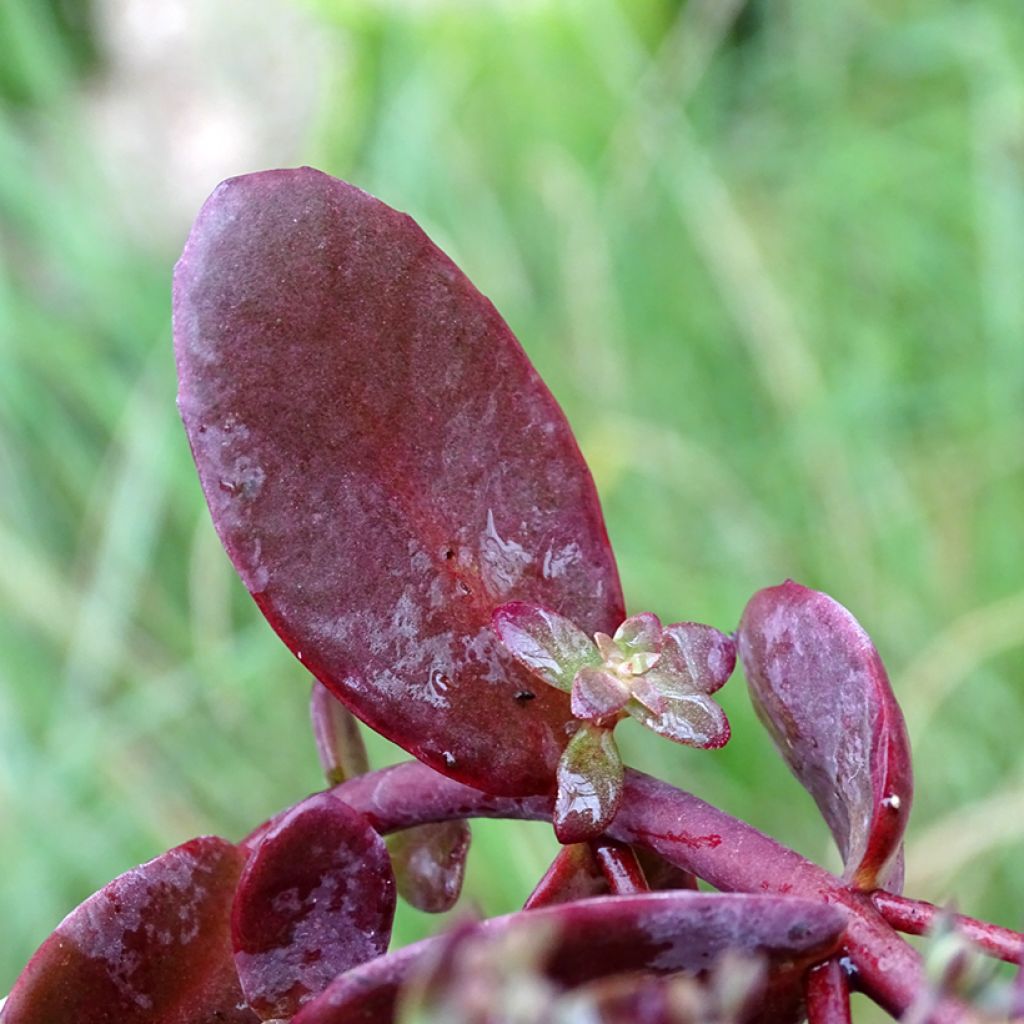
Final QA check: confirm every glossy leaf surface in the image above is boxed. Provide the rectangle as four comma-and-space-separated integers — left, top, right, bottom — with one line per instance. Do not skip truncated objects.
491, 602, 602, 693
2, 837, 254, 1024
591, 840, 649, 895
571, 666, 631, 721
661, 622, 736, 695
387, 819, 472, 914
554, 723, 623, 843
737, 580, 913, 889
628, 684, 731, 749
524, 843, 609, 910
174, 167, 624, 796
292, 892, 847, 1024
232, 792, 396, 1019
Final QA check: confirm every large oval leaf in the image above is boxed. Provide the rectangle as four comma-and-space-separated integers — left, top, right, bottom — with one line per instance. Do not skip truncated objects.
737, 580, 913, 889
173, 167, 624, 796
2, 837, 255, 1024
291, 892, 846, 1024
232, 792, 396, 1019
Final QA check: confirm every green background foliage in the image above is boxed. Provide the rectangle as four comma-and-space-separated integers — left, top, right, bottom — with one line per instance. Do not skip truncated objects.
1, 1, 1022, 1016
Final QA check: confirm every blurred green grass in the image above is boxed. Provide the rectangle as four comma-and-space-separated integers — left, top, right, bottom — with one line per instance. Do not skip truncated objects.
1, 0, 1023, 1015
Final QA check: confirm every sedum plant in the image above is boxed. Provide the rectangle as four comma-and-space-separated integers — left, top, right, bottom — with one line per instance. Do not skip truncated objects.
3, 167, 1023, 1024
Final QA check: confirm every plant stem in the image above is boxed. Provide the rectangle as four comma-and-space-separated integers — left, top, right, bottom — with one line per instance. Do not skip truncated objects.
298, 761, 974, 1021
871, 890, 1024, 964
591, 840, 649, 894
805, 959, 852, 1024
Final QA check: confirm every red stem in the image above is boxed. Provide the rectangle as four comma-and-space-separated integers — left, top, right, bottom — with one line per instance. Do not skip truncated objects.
301, 762, 973, 1022
591, 840, 650, 894
871, 891, 1024, 965
805, 959, 852, 1024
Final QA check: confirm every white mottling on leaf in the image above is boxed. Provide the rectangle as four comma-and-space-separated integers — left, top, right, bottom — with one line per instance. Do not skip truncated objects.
542, 541, 581, 580
480, 509, 532, 598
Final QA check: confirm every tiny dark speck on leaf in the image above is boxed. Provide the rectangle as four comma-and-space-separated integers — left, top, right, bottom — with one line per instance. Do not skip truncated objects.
515, 690, 536, 703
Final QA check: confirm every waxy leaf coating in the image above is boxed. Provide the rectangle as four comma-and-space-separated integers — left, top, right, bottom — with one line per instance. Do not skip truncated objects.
290, 892, 847, 1024
2, 836, 255, 1024
231, 792, 396, 1019
174, 167, 624, 796
737, 580, 913, 890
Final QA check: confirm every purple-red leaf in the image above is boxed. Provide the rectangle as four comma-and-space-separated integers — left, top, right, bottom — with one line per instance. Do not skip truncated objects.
554, 723, 624, 843
737, 580, 913, 890
661, 622, 736, 695
232, 792, 396, 1019
2, 836, 255, 1024
173, 167, 624, 796
570, 666, 631, 722
523, 843, 609, 910
492, 602, 601, 693
627, 685, 731, 749
387, 820, 472, 914
291, 892, 847, 1024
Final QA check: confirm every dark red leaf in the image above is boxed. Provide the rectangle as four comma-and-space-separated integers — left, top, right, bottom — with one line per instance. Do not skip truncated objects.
231, 792, 396, 1019
173, 167, 623, 796
2, 836, 255, 1024
737, 580, 913, 890
387, 820, 472, 914
626, 687, 731, 749
291, 892, 847, 1024
661, 622, 736, 695
523, 843, 609, 910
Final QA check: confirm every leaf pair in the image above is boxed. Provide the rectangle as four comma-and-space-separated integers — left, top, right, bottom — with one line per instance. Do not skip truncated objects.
493, 604, 733, 842
737, 581, 913, 891
3, 795, 397, 1024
